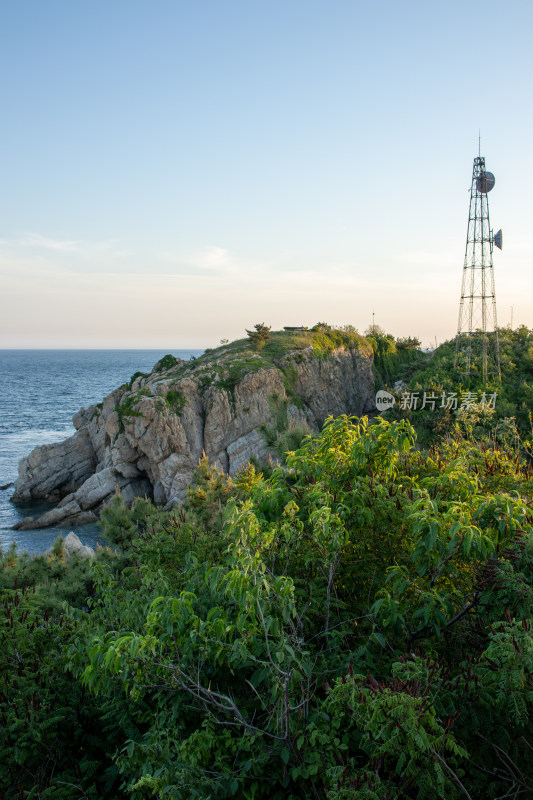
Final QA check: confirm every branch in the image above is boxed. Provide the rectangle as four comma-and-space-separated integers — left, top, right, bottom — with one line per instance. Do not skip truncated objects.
429, 548, 459, 589
152, 659, 289, 741
431, 750, 473, 800
324, 561, 334, 641
255, 598, 285, 676
409, 593, 480, 645
472, 733, 533, 797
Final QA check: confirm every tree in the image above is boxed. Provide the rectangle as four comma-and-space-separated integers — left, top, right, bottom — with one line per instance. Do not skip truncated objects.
74, 416, 533, 799
396, 335, 421, 350
246, 322, 271, 349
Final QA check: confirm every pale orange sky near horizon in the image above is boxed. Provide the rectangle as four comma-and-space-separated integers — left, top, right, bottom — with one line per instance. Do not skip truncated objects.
1, 1, 531, 350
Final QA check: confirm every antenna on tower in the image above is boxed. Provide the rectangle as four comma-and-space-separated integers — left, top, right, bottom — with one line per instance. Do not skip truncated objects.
454, 153, 502, 384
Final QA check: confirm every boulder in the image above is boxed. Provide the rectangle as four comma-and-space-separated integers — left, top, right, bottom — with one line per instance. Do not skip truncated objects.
12, 428, 97, 502
12, 502, 98, 531
13, 516, 37, 531
44, 532, 95, 562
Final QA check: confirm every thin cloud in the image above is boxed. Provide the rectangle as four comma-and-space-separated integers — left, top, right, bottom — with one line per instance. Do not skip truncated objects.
0, 234, 135, 277
192, 246, 231, 270
157, 246, 250, 277
5, 233, 131, 258
159, 246, 232, 269
18, 233, 82, 252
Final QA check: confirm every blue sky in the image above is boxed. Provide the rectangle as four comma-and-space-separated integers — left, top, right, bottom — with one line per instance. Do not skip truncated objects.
1, 0, 531, 348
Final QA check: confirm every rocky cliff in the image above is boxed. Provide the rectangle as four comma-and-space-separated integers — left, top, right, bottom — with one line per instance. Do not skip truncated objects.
12, 330, 376, 530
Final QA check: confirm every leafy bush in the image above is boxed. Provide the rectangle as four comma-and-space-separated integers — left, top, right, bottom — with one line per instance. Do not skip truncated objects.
165, 388, 187, 415
115, 394, 144, 431
310, 322, 367, 357
67, 416, 533, 798
154, 354, 179, 372
4, 362, 533, 799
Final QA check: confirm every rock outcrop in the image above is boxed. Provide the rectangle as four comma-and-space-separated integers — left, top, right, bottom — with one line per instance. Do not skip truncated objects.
11, 333, 376, 529
43, 532, 95, 562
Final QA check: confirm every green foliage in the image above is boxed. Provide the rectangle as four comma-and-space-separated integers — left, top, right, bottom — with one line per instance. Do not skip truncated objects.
154, 354, 179, 372
115, 394, 144, 431
99, 493, 170, 551
365, 327, 426, 386
4, 411, 533, 799
215, 355, 266, 401
127, 370, 148, 389
0, 541, 105, 612
364, 324, 397, 355
279, 361, 303, 413
183, 455, 233, 531
246, 322, 271, 349
310, 322, 367, 357
259, 392, 312, 457
396, 335, 422, 350
324, 667, 468, 799
0, 559, 130, 798
390, 326, 533, 445
281, 361, 298, 393
165, 388, 187, 415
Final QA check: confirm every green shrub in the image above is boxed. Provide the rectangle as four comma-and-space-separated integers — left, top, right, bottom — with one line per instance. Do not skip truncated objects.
154, 354, 179, 372
165, 389, 187, 415
245, 322, 271, 349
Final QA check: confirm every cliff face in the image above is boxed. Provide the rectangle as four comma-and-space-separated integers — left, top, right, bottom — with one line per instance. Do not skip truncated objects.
12, 334, 376, 530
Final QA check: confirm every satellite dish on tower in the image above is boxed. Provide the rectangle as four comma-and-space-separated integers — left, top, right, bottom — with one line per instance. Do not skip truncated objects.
494, 229, 502, 250
476, 171, 495, 193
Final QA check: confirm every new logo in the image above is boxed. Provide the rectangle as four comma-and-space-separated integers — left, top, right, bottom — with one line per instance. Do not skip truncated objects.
375, 390, 395, 412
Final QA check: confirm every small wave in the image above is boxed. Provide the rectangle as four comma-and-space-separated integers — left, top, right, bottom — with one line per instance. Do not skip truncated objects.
2, 429, 73, 443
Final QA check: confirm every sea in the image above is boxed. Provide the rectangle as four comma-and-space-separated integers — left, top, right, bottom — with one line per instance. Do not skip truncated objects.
0, 349, 203, 555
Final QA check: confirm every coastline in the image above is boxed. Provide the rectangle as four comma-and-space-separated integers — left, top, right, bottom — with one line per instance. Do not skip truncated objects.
0, 349, 203, 553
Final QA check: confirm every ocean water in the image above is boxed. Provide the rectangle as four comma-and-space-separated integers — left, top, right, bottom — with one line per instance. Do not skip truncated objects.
0, 349, 202, 554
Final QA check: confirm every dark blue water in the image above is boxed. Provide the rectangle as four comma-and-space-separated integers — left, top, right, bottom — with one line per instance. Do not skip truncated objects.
0, 350, 202, 554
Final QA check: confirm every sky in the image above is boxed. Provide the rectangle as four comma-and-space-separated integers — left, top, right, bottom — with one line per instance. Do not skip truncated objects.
1, 0, 531, 349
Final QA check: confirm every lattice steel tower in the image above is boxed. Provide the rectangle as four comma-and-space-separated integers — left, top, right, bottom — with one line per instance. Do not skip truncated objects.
454, 154, 502, 384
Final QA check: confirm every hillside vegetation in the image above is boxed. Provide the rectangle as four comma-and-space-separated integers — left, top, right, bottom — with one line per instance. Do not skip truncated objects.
1, 324, 532, 799
377, 326, 533, 447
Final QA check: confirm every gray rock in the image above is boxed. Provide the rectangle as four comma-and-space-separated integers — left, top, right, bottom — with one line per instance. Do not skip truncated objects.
120, 478, 152, 505
11, 338, 376, 526
13, 516, 37, 531
227, 428, 272, 475
34, 500, 82, 527
59, 511, 98, 527
44, 532, 95, 562
74, 466, 119, 510
77, 544, 96, 558
12, 428, 97, 502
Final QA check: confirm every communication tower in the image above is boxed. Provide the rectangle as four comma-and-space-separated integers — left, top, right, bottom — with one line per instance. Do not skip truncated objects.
454, 154, 502, 384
